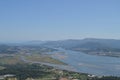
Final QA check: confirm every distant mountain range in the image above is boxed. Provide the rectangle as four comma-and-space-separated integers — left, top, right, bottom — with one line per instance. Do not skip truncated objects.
38, 38, 120, 57
37, 38, 120, 49
4, 38, 120, 50
2, 38, 120, 57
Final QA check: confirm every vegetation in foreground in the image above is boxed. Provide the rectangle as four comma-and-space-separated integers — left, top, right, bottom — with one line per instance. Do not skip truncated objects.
0, 63, 119, 80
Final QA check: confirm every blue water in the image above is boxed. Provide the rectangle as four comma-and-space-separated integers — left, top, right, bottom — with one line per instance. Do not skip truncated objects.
50, 48, 120, 76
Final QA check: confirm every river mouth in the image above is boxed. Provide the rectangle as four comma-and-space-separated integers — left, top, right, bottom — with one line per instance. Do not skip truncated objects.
49, 48, 120, 76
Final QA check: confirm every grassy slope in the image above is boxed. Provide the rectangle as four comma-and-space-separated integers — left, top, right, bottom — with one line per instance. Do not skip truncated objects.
0, 55, 23, 65
0, 53, 65, 65
24, 53, 65, 65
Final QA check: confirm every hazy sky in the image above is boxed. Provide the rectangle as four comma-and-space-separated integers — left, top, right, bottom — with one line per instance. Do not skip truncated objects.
0, 0, 120, 42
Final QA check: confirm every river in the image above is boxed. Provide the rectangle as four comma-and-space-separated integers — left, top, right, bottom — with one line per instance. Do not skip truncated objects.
50, 48, 120, 76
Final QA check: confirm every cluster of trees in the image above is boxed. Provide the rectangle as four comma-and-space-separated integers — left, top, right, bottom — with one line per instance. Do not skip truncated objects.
0, 64, 54, 80
0, 45, 18, 54
0, 63, 119, 80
